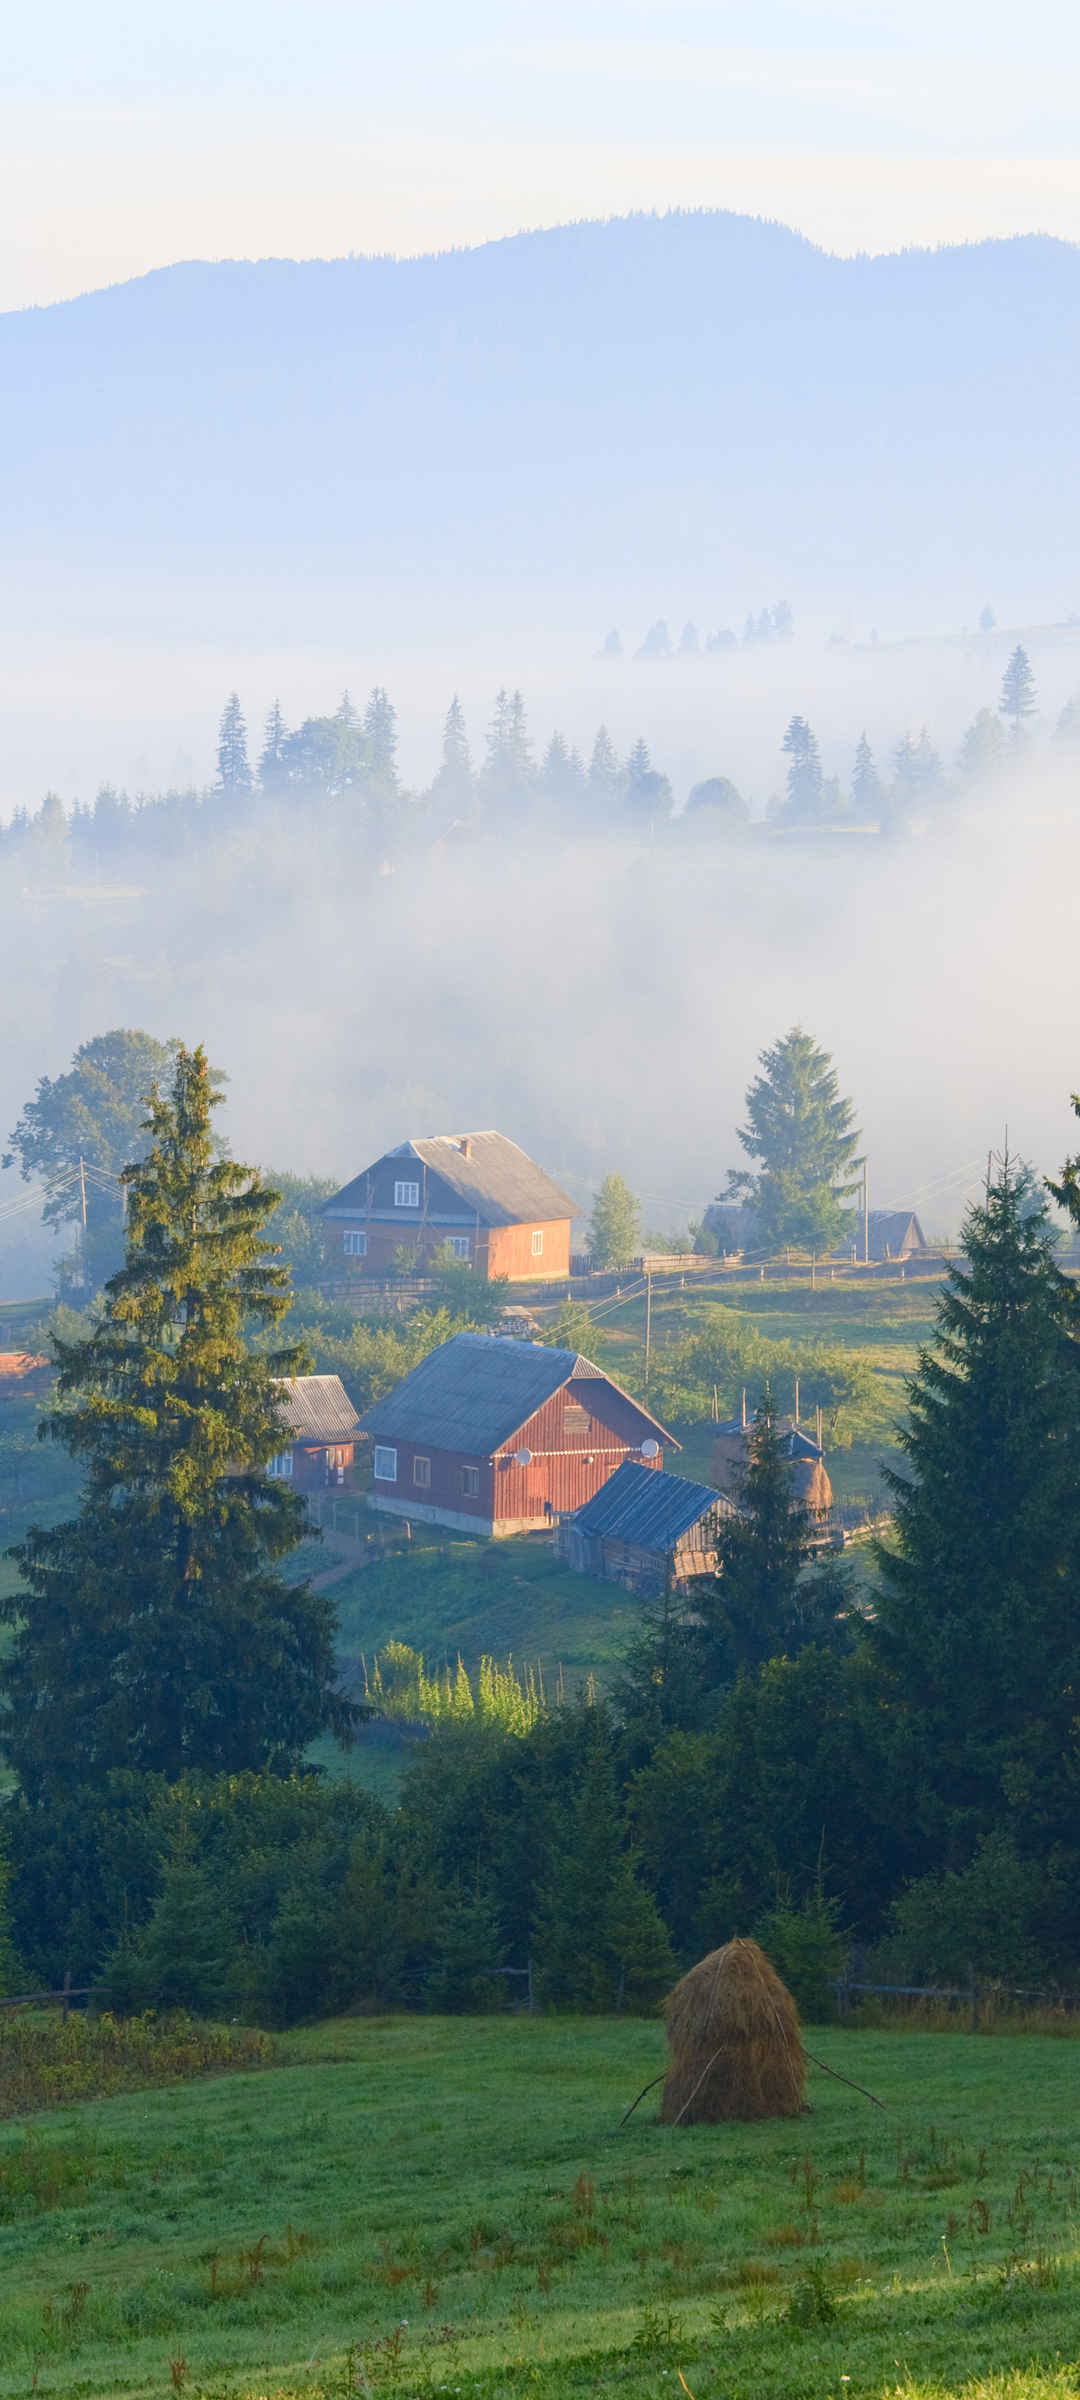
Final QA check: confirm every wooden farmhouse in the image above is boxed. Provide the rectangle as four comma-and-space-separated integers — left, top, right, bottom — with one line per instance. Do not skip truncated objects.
358, 1331, 676, 1536
559, 1460, 735, 1596
267, 1374, 361, 1491
323, 1131, 577, 1283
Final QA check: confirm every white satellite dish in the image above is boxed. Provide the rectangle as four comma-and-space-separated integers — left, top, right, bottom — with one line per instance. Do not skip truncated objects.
640, 1438, 660, 1459
514, 1447, 533, 1467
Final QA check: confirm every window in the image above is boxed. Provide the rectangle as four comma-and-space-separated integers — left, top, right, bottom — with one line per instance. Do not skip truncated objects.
267, 1450, 293, 1480
531, 1229, 544, 1257
412, 1455, 431, 1488
373, 1445, 398, 1482
447, 1235, 471, 1260
564, 1401, 591, 1436
343, 1229, 367, 1257
394, 1179, 420, 1208
459, 1464, 480, 1497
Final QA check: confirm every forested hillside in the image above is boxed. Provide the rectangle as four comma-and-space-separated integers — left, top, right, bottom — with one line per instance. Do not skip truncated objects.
3, 212, 1078, 613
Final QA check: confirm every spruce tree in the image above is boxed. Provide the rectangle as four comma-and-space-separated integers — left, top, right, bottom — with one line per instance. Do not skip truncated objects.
871, 1161, 1080, 1867
216, 694, 252, 793
1000, 644, 1037, 735
588, 725, 622, 809
430, 695, 474, 814
363, 687, 399, 785
781, 716, 823, 820
530, 1722, 673, 2009
704, 1394, 819, 1676
723, 1027, 862, 1253
2, 1046, 353, 1800
258, 699, 289, 790
851, 732, 882, 816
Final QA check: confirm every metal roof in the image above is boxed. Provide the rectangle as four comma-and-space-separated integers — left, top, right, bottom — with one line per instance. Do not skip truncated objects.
325, 1130, 577, 1228
274, 1374, 361, 1445
358, 1331, 675, 1455
568, 1459, 730, 1548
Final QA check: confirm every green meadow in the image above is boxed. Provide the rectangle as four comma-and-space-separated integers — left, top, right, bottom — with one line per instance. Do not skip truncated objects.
3, 2013, 1080, 2400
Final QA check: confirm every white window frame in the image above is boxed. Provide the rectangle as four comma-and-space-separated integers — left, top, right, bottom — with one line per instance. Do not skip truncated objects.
373, 1445, 398, 1482
394, 1179, 421, 1208
459, 1464, 481, 1497
447, 1235, 471, 1260
412, 1455, 431, 1488
343, 1229, 367, 1257
267, 1449, 294, 1480
531, 1228, 545, 1257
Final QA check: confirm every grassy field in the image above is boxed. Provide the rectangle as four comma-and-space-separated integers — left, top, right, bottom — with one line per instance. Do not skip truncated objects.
3, 2013, 1080, 2400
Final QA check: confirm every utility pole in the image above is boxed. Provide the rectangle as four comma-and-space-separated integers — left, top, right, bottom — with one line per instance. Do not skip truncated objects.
643, 1270, 652, 1388
863, 1160, 870, 1267
79, 1156, 88, 1285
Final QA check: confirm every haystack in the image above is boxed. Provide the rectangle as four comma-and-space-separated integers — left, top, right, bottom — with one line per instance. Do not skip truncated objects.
660, 1938, 805, 2124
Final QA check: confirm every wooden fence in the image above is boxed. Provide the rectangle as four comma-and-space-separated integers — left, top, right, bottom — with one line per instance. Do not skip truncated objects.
1, 1971, 89, 2016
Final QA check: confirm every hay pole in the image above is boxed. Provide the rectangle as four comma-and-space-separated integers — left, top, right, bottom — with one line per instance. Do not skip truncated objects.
803, 2047, 886, 2109
618, 2069, 667, 2127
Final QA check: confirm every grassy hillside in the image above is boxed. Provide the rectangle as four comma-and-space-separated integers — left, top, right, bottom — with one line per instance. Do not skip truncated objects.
2, 2012, 1079, 2400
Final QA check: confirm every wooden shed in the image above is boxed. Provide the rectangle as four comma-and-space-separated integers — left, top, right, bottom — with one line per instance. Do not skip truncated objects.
267, 1373, 361, 1491
358, 1332, 676, 1537
559, 1460, 735, 1595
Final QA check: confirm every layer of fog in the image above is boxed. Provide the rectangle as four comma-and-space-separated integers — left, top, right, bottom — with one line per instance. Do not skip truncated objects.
2, 767, 1079, 1300
3, 611, 1080, 823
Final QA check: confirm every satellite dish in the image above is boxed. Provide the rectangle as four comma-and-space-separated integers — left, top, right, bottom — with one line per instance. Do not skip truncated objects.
640, 1438, 660, 1459
514, 1447, 533, 1467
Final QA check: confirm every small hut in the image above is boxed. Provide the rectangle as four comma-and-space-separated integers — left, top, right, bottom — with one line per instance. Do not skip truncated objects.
660, 1938, 805, 2124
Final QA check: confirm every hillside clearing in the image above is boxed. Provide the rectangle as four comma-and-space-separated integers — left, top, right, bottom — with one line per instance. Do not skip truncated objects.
1, 2014, 1078, 2400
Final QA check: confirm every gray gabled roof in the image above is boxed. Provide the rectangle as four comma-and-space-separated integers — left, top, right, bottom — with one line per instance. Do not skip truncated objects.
325, 1130, 577, 1229
568, 1459, 731, 1548
358, 1332, 675, 1455
274, 1374, 360, 1445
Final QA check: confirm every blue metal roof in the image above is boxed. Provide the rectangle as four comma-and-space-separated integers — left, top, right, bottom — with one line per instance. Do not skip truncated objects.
567, 1459, 727, 1550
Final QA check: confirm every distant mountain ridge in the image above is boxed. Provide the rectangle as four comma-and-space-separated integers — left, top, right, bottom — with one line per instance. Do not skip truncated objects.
3, 209, 1077, 606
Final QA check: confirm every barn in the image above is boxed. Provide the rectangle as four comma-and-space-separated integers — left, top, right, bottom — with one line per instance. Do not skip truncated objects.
323, 1131, 577, 1282
851, 1209, 928, 1262
358, 1331, 676, 1536
267, 1374, 361, 1491
559, 1459, 735, 1595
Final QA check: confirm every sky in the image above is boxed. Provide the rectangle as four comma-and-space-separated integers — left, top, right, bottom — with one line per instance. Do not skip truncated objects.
4, 0, 1080, 312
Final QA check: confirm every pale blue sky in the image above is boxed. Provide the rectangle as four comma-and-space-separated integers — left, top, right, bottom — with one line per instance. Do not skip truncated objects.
4, 0, 1079, 309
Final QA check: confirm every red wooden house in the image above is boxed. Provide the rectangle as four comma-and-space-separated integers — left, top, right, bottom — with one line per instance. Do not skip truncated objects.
358, 1332, 676, 1537
267, 1374, 361, 1491
322, 1131, 577, 1283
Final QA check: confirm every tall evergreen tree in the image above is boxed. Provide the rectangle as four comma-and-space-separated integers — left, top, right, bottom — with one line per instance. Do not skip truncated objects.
483, 688, 534, 807
893, 726, 942, 800
588, 725, 622, 809
430, 695, 474, 814
258, 699, 289, 791
216, 694, 252, 794
530, 1719, 673, 2010
871, 1161, 1080, 1868
723, 1027, 862, 1253
781, 716, 824, 819
1000, 644, 1037, 735
851, 732, 882, 816
1, 1047, 353, 1801
363, 687, 399, 785
703, 1394, 824, 1677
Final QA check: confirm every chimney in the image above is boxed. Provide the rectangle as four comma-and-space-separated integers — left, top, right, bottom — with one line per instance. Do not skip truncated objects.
459, 1136, 472, 1159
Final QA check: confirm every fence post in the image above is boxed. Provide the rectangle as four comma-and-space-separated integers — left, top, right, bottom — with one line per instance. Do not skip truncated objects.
62, 1969, 72, 2020
968, 1965, 980, 2032
527, 1957, 535, 2014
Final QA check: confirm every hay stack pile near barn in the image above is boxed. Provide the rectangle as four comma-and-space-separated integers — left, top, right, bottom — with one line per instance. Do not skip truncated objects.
660, 1938, 805, 2124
